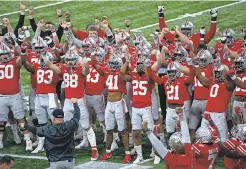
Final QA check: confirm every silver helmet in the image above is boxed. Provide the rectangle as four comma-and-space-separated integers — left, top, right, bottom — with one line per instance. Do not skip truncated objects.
32, 36, 48, 55
233, 56, 246, 73
3, 32, 16, 47
222, 28, 235, 45
107, 55, 123, 71
213, 64, 225, 82
197, 49, 212, 68
238, 124, 246, 142
64, 49, 79, 67
180, 21, 194, 36
195, 126, 213, 144
167, 62, 181, 81
173, 46, 188, 62
0, 42, 11, 63
169, 132, 182, 148
231, 124, 243, 139
93, 47, 106, 63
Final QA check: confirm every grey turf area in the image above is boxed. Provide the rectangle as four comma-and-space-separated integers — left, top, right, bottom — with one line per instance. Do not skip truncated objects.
74, 161, 153, 169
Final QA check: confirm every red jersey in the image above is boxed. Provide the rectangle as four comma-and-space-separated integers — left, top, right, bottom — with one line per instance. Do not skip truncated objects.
192, 143, 219, 169
180, 61, 191, 101
194, 65, 213, 100
27, 49, 40, 89
206, 81, 232, 112
131, 72, 152, 108
105, 69, 126, 93
224, 138, 241, 169
33, 63, 59, 94
0, 57, 20, 95
60, 64, 85, 99
86, 62, 105, 95
165, 144, 193, 169
234, 72, 246, 97
162, 76, 188, 105
236, 143, 246, 169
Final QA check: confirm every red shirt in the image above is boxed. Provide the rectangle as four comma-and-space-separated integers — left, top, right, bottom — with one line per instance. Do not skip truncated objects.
60, 64, 85, 99
165, 144, 193, 169
105, 69, 126, 93
205, 81, 232, 113
224, 138, 241, 169
162, 76, 187, 105
192, 143, 219, 169
234, 72, 246, 97
33, 63, 59, 94
194, 65, 213, 100
131, 72, 152, 108
236, 143, 246, 169
86, 62, 105, 95
27, 49, 40, 89
0, 57, 20, 95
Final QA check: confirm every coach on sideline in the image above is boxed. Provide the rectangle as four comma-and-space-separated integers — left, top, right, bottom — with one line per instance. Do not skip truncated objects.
21, 98, 80, 169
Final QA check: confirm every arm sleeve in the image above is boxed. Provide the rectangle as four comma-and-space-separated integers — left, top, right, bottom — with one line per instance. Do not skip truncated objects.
180, 116, 191, 143
64, 29, 83, 47
147, 131, 168, 159
218, 142, 241, 159
159, 17, 167, 31
147, 68, 163, 84
14, 14, 25, 37
204, 22, 216, 44
56, 25, 63, 42
24, 124, 38, 134
29, 18, 37, 32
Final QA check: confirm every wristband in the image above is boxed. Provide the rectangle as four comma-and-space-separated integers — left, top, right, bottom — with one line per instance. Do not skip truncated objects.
126, 25, 130, 28
211, 16, 217, 22
58, 15, 62, 18
231, 75, 236, 80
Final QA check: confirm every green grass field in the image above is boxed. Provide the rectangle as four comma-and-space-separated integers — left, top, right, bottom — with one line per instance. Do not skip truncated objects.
1, 1, 245, 168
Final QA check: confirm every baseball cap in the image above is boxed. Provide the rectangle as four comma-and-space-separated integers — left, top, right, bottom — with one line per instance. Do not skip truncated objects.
53, 109, 64, 118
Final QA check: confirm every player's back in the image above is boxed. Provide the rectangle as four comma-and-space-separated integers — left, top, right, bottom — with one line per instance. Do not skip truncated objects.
192, 143, 219, 169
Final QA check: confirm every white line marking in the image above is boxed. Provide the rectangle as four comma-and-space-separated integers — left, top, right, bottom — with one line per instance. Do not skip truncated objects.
132, 0, 246, 31
0, 154, 48, 160
0, 0, 72, 17
119, 158, 154, 169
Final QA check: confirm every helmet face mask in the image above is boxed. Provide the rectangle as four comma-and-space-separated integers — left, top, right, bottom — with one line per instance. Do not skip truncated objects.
213, 70, 224, 82
222, 29, 235, 45
167, 62, 180, 81
32, 36, 47, 55
0, 42, 11, 63
167, 70, 177, 81
108, 56, 122, 71
64, 50, 78, 67
233, 57, 246, 73
180, 21, 194, 36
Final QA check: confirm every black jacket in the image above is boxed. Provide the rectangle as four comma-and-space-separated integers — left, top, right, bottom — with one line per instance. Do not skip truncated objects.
25, 103, 80, 162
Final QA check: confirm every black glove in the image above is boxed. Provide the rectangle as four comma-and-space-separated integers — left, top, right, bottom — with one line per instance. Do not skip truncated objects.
210, 9, 218, 22
158, 6, 164, 18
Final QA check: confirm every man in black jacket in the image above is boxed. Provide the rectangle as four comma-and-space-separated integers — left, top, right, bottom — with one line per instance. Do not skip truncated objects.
23, 98, 80, 169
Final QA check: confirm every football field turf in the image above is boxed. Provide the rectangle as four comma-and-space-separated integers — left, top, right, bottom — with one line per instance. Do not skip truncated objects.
1, 1, 246, 168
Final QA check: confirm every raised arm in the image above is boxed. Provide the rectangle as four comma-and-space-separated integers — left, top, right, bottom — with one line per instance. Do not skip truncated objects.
14, 2, 26, 37
204, 9, 218, 44
193, 58, 209, 88
45, 60, 61, 75
176, 107, 190, 143
19, 43, 34, 73
120, 62, 131, 82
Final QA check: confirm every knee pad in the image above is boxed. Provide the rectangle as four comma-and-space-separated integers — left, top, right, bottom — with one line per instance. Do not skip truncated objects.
32, 118, 39, 127
0, 124, 6, 132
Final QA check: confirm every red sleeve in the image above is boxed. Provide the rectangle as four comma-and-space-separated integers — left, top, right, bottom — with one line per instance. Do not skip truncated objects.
159, 17, 167, 31
147, 68, 163, 84
98, 28, 106, 39
164, 32, 175, 44
204, 22, 217, 44
192, 143, 201, 156
76, 30, 87, 40
236, 144, 246, 156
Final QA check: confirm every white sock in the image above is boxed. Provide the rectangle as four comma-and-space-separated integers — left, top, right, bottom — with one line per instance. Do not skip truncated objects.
24, 133, 30, 141
82, 129, 88, 141
135, 145, 143, 158
86, 127, 97, 147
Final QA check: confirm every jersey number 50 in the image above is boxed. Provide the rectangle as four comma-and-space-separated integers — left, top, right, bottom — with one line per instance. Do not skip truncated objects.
0, 65, 14, 79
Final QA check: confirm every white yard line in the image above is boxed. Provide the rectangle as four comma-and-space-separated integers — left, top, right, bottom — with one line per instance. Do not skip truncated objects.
0, 154, 47, 160
0, 0, 72, 17
119, 158, 154, 169
132, 0, 246, 32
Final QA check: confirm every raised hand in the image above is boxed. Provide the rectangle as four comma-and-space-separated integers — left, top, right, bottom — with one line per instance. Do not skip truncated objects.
202, 112, 212, 122
209, 9, 218, 17
29, 8, 34, 16
20, 1, 26, 12
57, 9, 62, 17
124, 19, 130, 27
20, 42, 28, 54
37, 19, 44, 28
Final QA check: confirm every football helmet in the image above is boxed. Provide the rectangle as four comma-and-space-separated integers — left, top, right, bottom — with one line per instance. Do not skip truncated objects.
92, 47, 106, 63
213, 64, 225, 82
107, 55, 122, 71
167, 62, 181, 81
169, 132, 182, 148
195, 126, 213, 144
3, 32, 17, 46
138, 46, 150, 59
180, 21, 194, 36
136, 56, 145, 73
0, 42, 11, 63
238, 124, 246, 142
17, 27, 26, 43
197, 49, 212, 68
40, 51, 53, 68
82, 37, 96, 56
64, 49, 79, 67
44, 36, 54, 48
32, 36, 48, 55
121, 31, 131, 45
222, 28, 235, 45
233, 56, 246, 73
173, 46, 188, 62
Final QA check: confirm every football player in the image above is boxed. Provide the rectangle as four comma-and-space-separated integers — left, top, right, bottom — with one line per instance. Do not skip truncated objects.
92, 53, 131, 163
44, 48, 99, 161
194, 55, 235, 142
0, 41, 32, 151
21, 36, 59, 153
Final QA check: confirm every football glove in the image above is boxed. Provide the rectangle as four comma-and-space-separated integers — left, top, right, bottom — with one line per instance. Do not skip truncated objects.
203, 112, 212, 122
200, 25, 206, 40
210, 9, 218, 21
158, 6, 164, 18
209, 125, 220, 143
